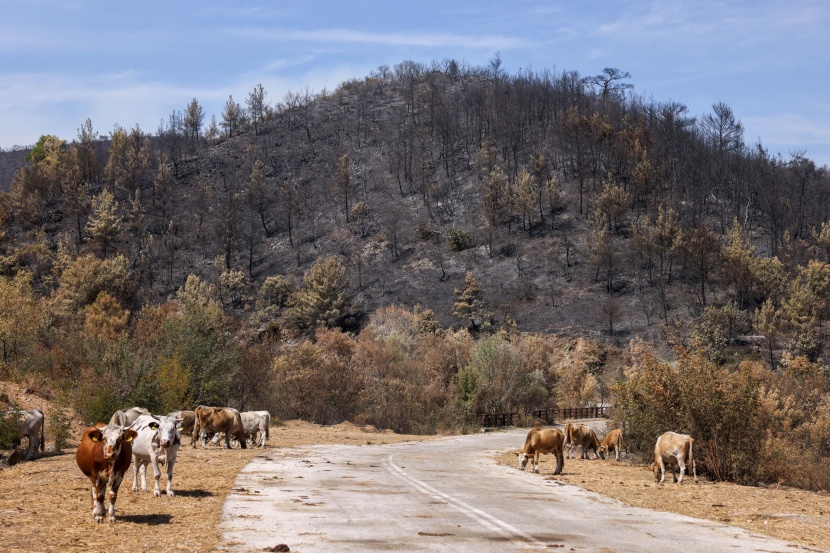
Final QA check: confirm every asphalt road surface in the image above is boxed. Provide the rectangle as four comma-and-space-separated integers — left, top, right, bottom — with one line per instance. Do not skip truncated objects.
219, 427, 816, 552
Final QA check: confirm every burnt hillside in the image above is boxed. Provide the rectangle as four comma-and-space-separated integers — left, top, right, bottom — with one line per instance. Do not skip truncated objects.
2, 60, 829, 346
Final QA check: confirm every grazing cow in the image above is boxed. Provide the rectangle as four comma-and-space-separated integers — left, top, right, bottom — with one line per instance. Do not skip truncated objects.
654, 431, 697, 484
75, 424, 137, 523
7, 409, 45, 461
128, 415, 181, 497
564, 423, 603, 459
166, 410, 195, 444
109, 407, 150, 427
515, 427, 565, 474
192, 405, 247, 449
240, 410, 271, 447
598, 428, 624, 461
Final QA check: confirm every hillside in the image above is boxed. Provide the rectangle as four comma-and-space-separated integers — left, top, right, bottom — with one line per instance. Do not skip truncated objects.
2, 62, 828, 343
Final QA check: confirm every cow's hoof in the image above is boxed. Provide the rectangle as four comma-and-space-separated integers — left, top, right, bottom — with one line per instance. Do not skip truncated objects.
154, 490, 161, 497
131, 486, 138, 492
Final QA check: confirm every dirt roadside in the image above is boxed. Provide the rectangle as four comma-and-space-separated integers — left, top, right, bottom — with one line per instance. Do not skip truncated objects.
494, 445, 830, 551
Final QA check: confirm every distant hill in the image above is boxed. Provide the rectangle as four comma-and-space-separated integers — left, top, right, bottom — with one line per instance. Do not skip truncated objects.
0, 147, 29, 191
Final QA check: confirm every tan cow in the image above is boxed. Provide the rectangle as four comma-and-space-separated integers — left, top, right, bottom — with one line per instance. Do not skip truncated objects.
515, 427, 564, 474
75, 424, 137, 523
598, 428, 623, 461
654, 431, 697, 484
192, 406, 247, 449
564, 423, 603, 459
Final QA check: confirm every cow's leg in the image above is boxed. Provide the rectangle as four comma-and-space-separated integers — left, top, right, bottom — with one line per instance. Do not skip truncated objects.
165, 459, 175, 497
656, 457, 666, 483
533, 451, 540, 473
677, 459, 686, 484
200, 430, 209, 449
92, 476, 106, 523
139, 461, 149, 491
151, 456, 162, 497
224, 433, 233, 449
554, 450, 563, 475
108, 473, 124, 522
131, 457, 140, 492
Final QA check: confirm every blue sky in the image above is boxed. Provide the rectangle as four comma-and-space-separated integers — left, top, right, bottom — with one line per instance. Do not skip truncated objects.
2, 1, 829, 166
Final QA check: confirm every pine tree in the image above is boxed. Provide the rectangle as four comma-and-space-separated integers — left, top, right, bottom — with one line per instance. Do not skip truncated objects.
453, 272, 488, 331
285, 257, 348, 331
85, 188, 123, 258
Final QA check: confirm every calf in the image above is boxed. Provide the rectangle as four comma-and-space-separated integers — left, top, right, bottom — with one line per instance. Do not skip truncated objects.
564, 423, 603, 459
654, 431, 697, 484
75, 424, 137, 523
598, 428, 623, 461
516, 427, 565, 474
129, 414, 181, 497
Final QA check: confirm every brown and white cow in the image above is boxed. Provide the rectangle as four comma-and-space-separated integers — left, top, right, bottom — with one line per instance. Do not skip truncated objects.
654, 431, 697, 484
564, 423, 603, 459
75, 424, 137, 523
192, 406, 247, 449
166, 410, 195, 444
515, 427, 565, 474
109, 407, 151, 427
598, 428, 623, 461
128, 414, 181, 497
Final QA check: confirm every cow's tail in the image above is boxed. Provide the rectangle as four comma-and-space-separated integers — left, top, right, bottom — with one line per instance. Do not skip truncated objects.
689, 438, 698, 483
39, 410, 45, 452
265, 413, 270, 440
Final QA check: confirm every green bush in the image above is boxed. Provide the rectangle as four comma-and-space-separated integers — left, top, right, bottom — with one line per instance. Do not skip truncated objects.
48, 410, 71, 451
0, 414, 19, 449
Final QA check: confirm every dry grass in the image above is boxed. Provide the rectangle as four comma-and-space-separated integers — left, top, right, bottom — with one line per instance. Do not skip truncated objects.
0, 420, 427, 553
495, 448, 830, 551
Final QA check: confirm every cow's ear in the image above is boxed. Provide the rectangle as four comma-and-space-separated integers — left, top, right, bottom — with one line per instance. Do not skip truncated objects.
90, 429, 103, 442
124, 429, 138, 442
149, 422, 159, 430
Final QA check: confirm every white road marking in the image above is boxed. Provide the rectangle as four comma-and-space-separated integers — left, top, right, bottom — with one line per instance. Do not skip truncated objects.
385, 453, 548, 549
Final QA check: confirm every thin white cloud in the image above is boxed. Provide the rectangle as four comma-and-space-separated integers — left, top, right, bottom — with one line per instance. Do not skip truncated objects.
227, 27, 526, 50
745, 113, 830, 146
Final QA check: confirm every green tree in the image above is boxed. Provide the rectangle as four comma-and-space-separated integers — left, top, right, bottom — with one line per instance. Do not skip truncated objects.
285, 257, 348, 332
85, 188, 123, 258
0, 272, 43, 367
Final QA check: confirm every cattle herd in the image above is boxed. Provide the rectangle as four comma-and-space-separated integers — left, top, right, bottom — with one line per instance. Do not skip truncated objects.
4, 407, 697, 525
3, 405, 271, 524
517, 423, 698, 485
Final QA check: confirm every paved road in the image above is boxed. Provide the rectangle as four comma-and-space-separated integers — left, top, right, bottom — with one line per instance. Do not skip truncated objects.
219, 428, 817, 552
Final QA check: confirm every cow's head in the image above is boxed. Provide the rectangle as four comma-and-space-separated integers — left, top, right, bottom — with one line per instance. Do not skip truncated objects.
153, 416, 181, 449
596, 446, 606, 460
517, 452, 529, 471
90, 425, 137, 460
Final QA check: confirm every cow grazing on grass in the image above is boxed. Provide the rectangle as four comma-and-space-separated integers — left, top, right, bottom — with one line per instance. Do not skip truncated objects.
654, 431, 697, 484
192, 406, 247, 449
128, 414, 181, 497
240, 410, 271, 447
564, 423, 603, 459
109, 407, 150, 427
75, 424, 137, 523
167, 410, 195, 444
598, 428, 623, 461
516, 427, 565, 474
7, 409, 45, 460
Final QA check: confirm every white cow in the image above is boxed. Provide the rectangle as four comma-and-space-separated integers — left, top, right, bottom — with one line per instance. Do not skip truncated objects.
128, 414, 182, 497
7, 409, 45, 460
240, 411, 271, 447
654, 431, 698, 484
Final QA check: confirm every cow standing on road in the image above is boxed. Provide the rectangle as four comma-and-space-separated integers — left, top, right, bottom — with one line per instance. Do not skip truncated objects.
75, 424, 137, 523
